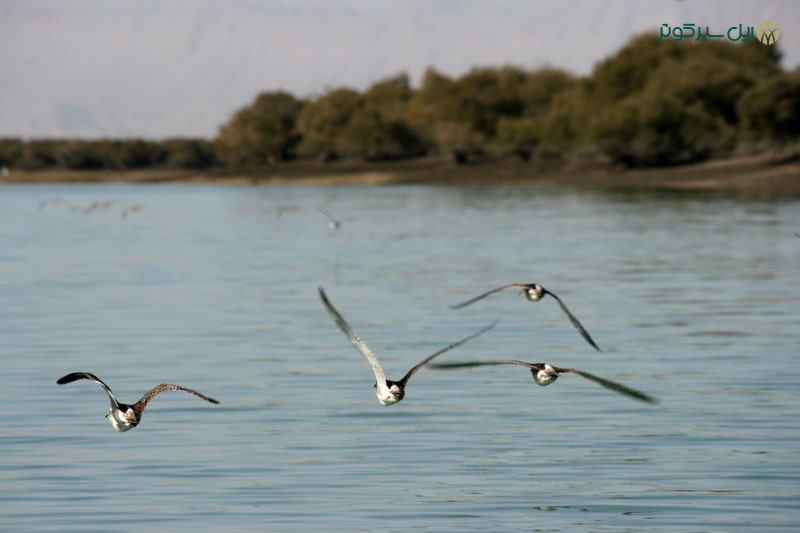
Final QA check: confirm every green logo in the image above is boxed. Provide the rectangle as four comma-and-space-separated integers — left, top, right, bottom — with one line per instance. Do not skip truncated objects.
658, 20, 782, 45
755, 20, 781, 45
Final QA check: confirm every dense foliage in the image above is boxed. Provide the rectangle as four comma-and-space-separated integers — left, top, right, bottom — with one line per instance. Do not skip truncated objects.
2, 34, 796, 172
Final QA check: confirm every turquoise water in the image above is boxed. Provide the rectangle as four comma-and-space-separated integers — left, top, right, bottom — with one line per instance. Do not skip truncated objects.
1, 184, 798, 532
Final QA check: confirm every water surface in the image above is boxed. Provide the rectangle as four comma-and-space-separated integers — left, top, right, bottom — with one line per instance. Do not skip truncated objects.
1, 184, 798, 531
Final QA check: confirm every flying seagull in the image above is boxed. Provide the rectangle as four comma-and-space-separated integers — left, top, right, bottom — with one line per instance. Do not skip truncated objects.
428, 360, 657, 403
317, 207, 343, 230
450, 283, 601, 351
56, 372, 219, 432
319, 286, 497, 405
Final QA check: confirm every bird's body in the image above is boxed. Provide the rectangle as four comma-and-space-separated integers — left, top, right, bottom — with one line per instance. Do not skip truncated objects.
56, 372, 219, 432
428, 359, 657, 403
450, 282, 601, 351
377, 380, 405, 406
319, 287, 497, 405
108, 405, 138, 432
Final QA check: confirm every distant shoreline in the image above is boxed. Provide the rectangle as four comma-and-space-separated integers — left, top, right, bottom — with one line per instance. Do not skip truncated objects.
3, 152, 799, 196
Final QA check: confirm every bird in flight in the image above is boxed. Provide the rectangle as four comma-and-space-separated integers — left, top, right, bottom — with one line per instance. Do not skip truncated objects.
56, 372, 219, 432
317, 207, 344, 230
428, 359, 657, 403
450, 283, 601, 351
319, 287, 497, 405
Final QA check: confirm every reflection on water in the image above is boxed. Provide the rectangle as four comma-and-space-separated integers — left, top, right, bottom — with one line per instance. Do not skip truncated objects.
1, 184, 798, 531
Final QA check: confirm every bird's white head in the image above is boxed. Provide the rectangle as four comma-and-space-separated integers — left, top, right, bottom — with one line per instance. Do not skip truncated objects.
375, 382, 404, 406
523, 285, 545, 302
533, 364, 559, 387
106, 406, 137, 432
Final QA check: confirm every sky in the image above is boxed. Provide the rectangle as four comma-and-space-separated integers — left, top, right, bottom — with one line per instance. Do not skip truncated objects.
1, 0, 797, 139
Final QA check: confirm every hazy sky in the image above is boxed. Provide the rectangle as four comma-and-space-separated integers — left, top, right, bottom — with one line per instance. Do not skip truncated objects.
1, 0, 797, 139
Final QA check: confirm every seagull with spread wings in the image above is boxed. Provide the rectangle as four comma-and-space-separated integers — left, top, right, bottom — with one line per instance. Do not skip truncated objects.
450, 282, 601, 351
56, 372, 219, 432
319, 287, 497, 405
428, 359, 657, 404
317, 207, 346, 230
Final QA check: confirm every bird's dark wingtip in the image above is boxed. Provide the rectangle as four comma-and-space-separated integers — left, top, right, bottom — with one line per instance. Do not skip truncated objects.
56, 373, 81, 385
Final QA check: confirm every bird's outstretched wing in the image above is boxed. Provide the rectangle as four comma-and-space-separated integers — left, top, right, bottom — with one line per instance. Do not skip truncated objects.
428, 359, 533, 370
397, 320, 499, 387
56, 372, 122, 409
319, 287, 392, 398
558, 368, 657, 404
449, 285, 526, 310
132, 384, 219, 415
543, 289, 601, 352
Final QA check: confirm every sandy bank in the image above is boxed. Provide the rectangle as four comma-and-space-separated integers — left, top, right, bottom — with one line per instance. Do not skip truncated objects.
3, 152, 798, 196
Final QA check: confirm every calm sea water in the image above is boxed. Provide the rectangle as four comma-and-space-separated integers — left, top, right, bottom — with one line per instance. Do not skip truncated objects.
1, 183, 798, 532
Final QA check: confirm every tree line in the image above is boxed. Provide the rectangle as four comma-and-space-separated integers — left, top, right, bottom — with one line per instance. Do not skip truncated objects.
2, 33, 797, 172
